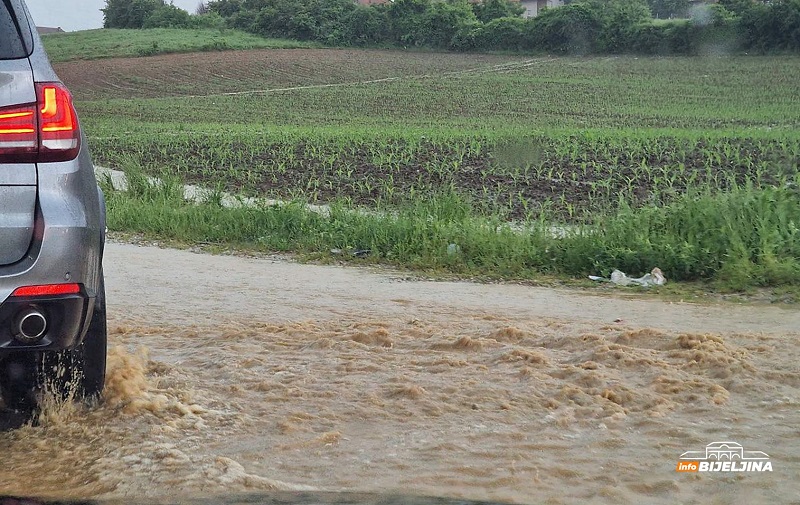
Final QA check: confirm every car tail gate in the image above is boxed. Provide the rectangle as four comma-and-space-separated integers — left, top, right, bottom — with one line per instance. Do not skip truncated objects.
0, 0, 36, 265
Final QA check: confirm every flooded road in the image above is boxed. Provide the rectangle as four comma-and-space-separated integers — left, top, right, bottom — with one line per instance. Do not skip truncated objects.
1, 243, 799, 504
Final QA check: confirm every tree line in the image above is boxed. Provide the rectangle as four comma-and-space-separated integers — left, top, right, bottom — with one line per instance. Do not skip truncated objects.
102, 0, 800, 54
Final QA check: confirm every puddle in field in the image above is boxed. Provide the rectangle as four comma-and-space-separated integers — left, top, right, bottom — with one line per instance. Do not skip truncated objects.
1, 315, 798, 504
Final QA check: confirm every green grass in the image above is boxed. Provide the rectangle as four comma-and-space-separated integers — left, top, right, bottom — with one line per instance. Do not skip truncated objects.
76, 55, 800, 128
41, 28, 318, 62
103, 165, 800, 291
69, 44, 800, 290
80, 55, 800, 222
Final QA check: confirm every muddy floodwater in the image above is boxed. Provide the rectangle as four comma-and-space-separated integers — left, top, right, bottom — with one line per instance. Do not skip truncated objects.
1, 243, 799, 504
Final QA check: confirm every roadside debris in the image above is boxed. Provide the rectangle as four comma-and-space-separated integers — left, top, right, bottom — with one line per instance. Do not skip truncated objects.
589, 267, 666, 287
331, 248, 372, 258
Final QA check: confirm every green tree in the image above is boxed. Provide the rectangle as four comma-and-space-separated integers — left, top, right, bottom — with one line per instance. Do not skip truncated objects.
739, 0, 800, 51
472, 0, 525, 23
206, 0, 243, 17
588, 0, 652, 52
242, 0, 270, 10
387, 0, 431, 46
307, 0, 357, 44
530, 2, 603, 54
249, 0, 355, 42
472, 17, 529, 50
421, 0, 478, 48
143, 4, 193, 28
718, 0, 757, 16
252, 0, 300, 38
648, 0, 690, 18
103, 0, 165, 28
343, 6, 390, 46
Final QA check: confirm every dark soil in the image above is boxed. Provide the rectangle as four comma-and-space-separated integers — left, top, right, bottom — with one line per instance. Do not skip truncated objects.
91, 136, 798, 222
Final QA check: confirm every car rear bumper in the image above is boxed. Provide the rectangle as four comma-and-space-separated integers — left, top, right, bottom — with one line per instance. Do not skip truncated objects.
0, 148, 104, 352
0, 288, 94, 352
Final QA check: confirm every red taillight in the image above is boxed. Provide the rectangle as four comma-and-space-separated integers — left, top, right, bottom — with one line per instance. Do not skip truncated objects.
37, 83, 80, 161
11, 283, 81, 297
0, 105, 38, 161
0, 82, 80, 164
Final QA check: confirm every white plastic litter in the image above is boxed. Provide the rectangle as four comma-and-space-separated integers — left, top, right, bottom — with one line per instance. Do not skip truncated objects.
589, 267, 666, 287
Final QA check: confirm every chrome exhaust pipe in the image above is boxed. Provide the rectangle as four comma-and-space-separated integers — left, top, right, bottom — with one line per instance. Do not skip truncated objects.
14, 309, 48, 344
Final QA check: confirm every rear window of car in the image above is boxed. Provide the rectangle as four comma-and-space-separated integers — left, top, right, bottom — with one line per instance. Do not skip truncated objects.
0, 0, 32, 60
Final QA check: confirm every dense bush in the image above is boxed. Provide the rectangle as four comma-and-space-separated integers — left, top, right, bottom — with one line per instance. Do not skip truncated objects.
103, 0, 164, 29
694, 4, 741, 53
387, 0, 430, 46
739, 0, 800, 52
590, 0, 652, 52
470, 17, 529, 51
106, 0, 800, 55
472, 0, 525, 23
142, 4, 193, 29
647, 0, 690, 19
628, 22, 674, 54
342, 7, 390, 46
528, 3, 603, 54
188, 12, 228, 30
104, 0, 226, 30
420, 1, 478, 48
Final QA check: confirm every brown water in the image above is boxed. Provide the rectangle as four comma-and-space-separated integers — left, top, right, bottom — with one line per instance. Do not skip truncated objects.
1, 244, 798, 504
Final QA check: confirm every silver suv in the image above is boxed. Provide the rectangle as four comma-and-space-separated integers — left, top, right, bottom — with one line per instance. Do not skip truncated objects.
0, 0, 106, 410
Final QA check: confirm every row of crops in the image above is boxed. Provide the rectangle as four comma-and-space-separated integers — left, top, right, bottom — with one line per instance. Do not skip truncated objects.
88, 133, 800, 222
78, 51, 800, 286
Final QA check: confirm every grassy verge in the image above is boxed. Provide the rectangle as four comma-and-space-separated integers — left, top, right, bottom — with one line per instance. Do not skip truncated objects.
102, 166, 800, 294
89, 131, 799, 223
77, 55, 800, 223
42, 28, 318, 62
75, 50, 800, 294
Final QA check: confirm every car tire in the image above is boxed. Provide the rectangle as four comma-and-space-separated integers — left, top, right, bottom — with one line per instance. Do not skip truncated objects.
77, 272, 108, 399
0, 352, 38, 410
42, 272, 107, 401
0, 274, 107, 410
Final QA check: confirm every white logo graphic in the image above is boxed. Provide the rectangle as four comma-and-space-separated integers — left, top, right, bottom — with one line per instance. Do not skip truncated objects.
676, 441, 772, 472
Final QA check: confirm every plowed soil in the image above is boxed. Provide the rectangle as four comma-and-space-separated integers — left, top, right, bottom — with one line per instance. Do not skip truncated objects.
54, 49, 533, 101
2, 244, 799, 504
